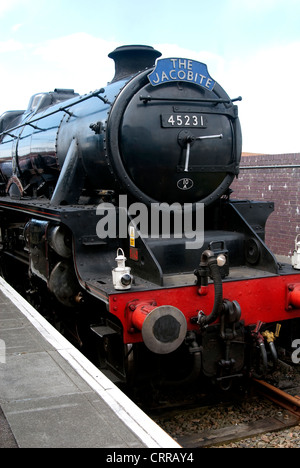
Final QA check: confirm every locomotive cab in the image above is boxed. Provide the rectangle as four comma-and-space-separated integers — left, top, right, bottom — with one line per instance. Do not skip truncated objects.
24, 88, 79, 116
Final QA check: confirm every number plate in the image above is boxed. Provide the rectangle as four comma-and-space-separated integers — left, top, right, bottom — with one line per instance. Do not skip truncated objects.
161, 113, 207, 128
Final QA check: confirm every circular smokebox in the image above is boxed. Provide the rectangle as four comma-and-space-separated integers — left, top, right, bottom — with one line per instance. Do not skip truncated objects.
141, 305, 187, 354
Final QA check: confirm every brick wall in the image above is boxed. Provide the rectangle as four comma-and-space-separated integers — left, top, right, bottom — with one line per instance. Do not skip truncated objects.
231, 153, 300, 258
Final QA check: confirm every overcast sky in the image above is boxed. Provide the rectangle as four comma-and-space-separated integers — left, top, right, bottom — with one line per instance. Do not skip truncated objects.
0, 0, 299, 154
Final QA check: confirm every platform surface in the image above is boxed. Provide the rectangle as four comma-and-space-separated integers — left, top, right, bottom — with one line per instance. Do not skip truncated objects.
0, 278, 179, 448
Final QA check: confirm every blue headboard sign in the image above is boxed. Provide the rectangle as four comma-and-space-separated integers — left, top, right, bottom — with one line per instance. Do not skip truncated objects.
148, 58, 216, 91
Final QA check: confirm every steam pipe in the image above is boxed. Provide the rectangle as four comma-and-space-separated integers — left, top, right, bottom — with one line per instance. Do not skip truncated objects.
269, 341, 278, 368
198, 251, 223, 327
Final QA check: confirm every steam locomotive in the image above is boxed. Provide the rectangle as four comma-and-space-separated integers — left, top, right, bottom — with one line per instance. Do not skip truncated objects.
0, 45, 299, 388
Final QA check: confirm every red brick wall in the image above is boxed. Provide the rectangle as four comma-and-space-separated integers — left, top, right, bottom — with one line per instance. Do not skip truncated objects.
231, 153, 300, 258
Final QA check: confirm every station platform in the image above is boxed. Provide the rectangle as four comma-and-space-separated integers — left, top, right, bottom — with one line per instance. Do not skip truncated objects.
0, 277, 180, 449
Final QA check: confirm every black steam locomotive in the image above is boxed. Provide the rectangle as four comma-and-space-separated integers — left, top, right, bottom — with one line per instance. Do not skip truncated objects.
0, 45, 299, 388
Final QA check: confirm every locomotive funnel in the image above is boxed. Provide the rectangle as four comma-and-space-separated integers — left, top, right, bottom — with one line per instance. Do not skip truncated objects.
132, 302, 187, 354
108, 45, 161, 82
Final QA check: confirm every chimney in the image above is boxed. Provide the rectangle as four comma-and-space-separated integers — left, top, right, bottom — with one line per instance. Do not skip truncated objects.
108, 45, 161, 83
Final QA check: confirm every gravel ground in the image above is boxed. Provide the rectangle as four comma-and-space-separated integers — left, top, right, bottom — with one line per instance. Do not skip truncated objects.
220, 424, 300, 448
152, 376, 300, 448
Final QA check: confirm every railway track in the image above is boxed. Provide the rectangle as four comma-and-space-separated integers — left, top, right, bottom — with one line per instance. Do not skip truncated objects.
177, 382, 300, 448
253, 378, 300, 418
148, 375, 300, 448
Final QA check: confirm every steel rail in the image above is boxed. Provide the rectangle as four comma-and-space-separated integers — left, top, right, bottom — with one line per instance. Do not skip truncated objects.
253, 378, 300, 417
